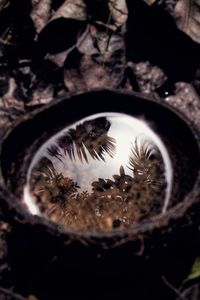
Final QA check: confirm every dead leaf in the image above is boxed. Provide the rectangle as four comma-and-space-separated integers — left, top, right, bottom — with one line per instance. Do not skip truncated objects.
64, 27, 126, 91
84, 0, 127, 30
142, 0, 157, 6
165, 82, 200, 127
64, 49, 112, 91
108, 0, 128, 28
128, 61, 167, 94
175, 283, 200, 300
143, 0, 200, 43
0, 78, 25, 130
27, 295, 39, 300
64, 52, 121, 90
0, 0, 9, 11
46, 50, 71, 68
51, 0, 87, 21
28, 84, 54, 106
31, 0, 52, 33
173, 0, 200, 44
31, 0, 40, 6
0, 78, 25, 113
77, 25, 99, 55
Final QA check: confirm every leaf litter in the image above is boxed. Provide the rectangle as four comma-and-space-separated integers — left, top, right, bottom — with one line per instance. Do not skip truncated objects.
0, 0, 200, 298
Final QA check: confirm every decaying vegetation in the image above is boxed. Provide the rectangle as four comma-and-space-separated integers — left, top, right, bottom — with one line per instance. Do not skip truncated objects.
0, 0, 200, 299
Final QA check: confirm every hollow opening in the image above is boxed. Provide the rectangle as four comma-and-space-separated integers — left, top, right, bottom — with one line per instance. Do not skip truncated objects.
1, 90, 200, 232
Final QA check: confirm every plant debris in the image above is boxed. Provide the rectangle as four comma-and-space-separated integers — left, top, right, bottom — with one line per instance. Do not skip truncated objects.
173, 0, 200, 44
143, 0, 200, 44
128, 61, 167, 95
164, 82, 200, 127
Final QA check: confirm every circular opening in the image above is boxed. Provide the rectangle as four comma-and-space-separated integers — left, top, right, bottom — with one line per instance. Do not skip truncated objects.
1, 90, 200, 234
24, 112, 173, 231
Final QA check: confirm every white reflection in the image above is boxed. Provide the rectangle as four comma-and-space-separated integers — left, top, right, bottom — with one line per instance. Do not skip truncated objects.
24, 112, 173, 215
23, 185, 41, 215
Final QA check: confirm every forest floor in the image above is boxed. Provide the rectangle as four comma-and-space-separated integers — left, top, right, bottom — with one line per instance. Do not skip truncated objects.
0, 0, 200, 299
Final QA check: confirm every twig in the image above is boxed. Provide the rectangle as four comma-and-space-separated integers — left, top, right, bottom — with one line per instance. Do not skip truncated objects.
162, 276, 187, 300
0, 286, 25, 300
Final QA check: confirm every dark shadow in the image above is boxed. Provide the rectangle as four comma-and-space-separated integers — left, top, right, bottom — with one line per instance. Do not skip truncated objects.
0, 0, 35, 62
126, 0, 200, 84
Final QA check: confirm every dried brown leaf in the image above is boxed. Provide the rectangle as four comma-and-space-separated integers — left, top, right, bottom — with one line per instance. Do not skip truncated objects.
28, 84, 54, 106
0, 0, 9, 11
175, 283, 200, 300
64, 28, 126, 91
51, 0, 87, 21
165, 82, 200, 127
0, 78, 25, 131
143, 0, 200, 43
84, 0, 127, 30
142, 0, 157, 5
47, 50, 70, 67
108, 0, 128, 28
173, 0, 200, 43
77, 26, 99, 55
64, 51, 119, 91
31, 0, 40, 6
31, 0, 52, 33
128, 61, 167, 94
